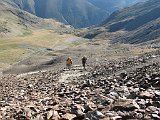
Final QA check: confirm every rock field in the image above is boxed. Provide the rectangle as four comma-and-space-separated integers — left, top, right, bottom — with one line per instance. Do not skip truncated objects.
0, 50, 160, 120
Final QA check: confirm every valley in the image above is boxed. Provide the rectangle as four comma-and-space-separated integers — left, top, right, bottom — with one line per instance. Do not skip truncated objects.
0, 29, 86, 71
0, 31, 155, 74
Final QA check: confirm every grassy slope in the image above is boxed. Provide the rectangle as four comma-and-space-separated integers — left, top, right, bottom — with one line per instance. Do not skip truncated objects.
0, 0, 79, 69
0, 29, 85, 69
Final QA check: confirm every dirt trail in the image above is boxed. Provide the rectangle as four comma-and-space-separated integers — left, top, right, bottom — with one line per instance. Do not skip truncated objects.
14, 65, 89, 83
16, 70, 47, 78
58, 65, 89, 83
14, 54, 159, 83
0, 69, 2, 78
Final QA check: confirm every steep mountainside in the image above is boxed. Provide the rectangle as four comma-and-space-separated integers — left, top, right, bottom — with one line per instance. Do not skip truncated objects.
34, 0, 107, 28
12, 0, 35, 14
85, 0, 160, 44
7, 0, 146, 28
102, 0, 159, 32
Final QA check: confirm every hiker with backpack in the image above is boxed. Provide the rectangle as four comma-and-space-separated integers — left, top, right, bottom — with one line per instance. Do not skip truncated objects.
82, 56, 87, 70
66, 57, 72, 70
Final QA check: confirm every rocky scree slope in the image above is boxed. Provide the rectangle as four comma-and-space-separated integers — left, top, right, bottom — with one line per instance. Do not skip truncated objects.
0, 50, 160, 120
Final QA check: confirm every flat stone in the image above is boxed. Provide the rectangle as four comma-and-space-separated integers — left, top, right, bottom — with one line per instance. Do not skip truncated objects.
151, 114, 160, 119
111, 99, 139, 111
139, 91, 154, 99
62, 113, 77, 120
155, 91, 160, 96
111, 116, 122, 120
85, 110, 105, 119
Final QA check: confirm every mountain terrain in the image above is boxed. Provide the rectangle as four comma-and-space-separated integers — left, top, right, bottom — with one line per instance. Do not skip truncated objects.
7, 0, 146, 28
0, 0, 158, 72
0, 0, 74, 37
84, 0, 160, 45
34, 0, 107, 28
0, 48, 160, 120
0, 0, 160, 119
88, 0, 147, 14
0, 0, 80, 70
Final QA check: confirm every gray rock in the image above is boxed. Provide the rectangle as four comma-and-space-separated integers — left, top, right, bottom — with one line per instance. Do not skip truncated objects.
152, 114, 160, 119
111, 99, 140, 111
85, 110, 105, 120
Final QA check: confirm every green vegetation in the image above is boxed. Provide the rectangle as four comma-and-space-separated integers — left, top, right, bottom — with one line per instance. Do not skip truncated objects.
21, 30, 32, 37
0, 29, 83, 69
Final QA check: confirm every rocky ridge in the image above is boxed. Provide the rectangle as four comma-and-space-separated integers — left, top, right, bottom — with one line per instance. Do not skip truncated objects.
0, 50, 160, 120
84, 0, 160, 44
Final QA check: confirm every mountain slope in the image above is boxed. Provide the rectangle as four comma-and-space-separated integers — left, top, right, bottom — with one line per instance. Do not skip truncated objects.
7, 0, 146, 28
12, 0, 35, 14
0, 0, 78, 70
0, 0, 72, 37
102, 0, 160, 32
85, 0, 160, 44
0, 0, 39, 37
34, 0, 108, 28
88, 0, 147, 14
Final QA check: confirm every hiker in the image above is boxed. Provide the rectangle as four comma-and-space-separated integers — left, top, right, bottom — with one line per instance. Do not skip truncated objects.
82, 56, 87, 70
66, 57, 72, 70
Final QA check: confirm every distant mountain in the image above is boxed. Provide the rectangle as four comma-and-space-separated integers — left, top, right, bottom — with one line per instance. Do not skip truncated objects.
85, 0, 160, 44
7, 0, 145, 28
104, 0, 160, 44
34, 0, 108, 28
101, 0, 159, 32
88, 0, 147, 14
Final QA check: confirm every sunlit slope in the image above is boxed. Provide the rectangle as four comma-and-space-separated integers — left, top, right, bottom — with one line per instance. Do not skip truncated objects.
0, 29, 85, 69
0, 0, 73, 37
